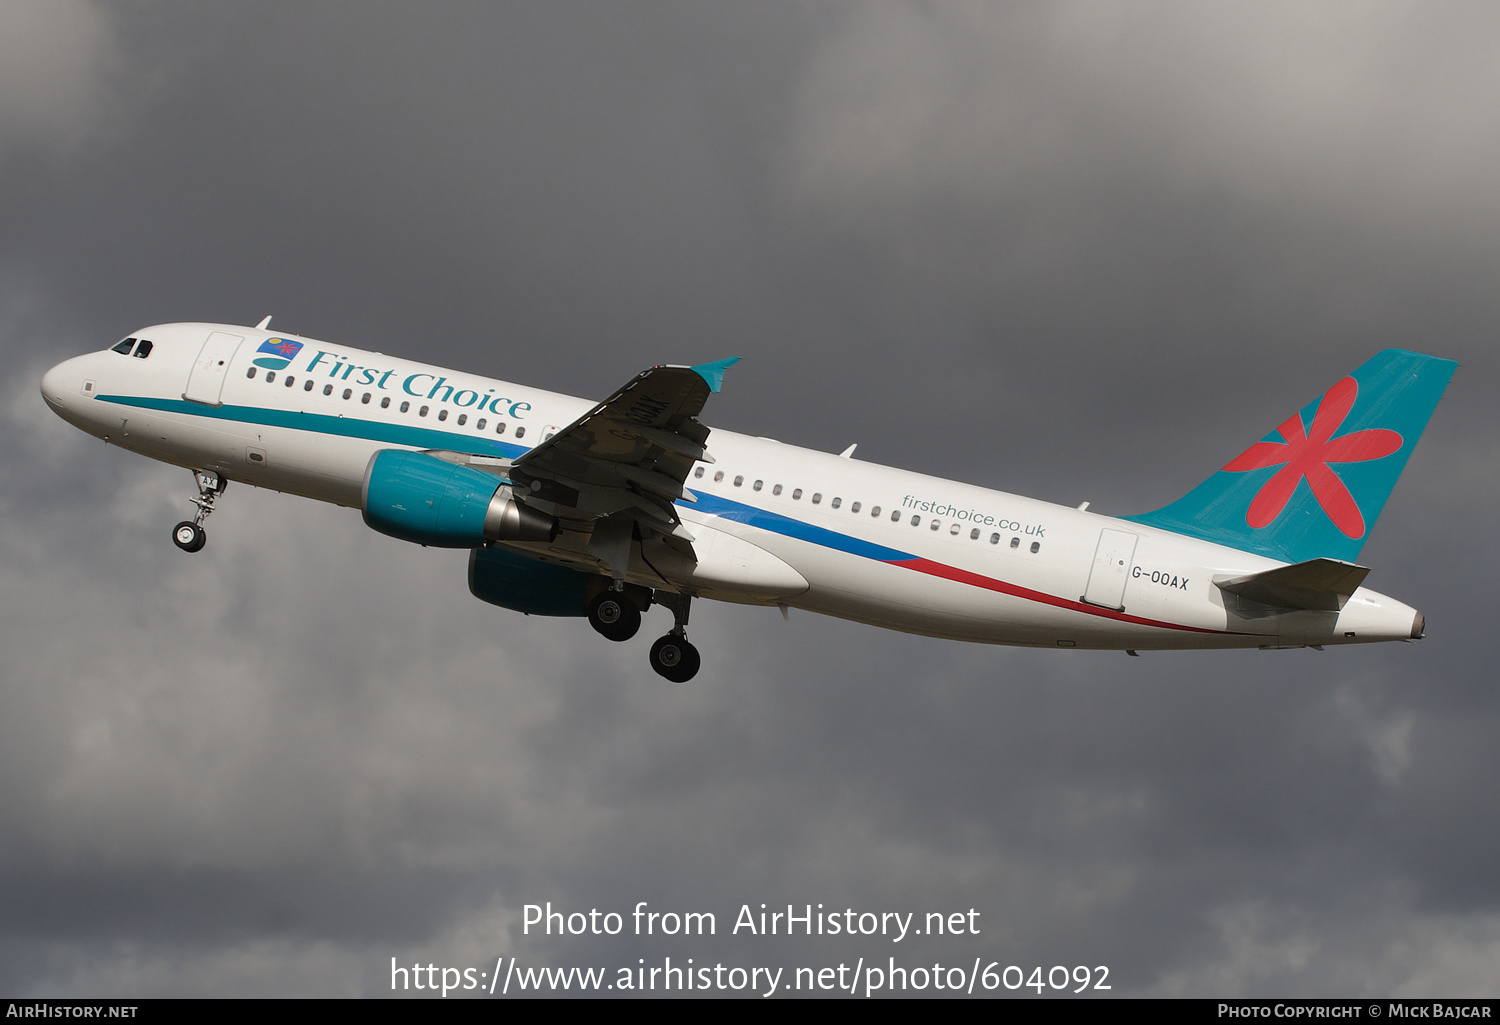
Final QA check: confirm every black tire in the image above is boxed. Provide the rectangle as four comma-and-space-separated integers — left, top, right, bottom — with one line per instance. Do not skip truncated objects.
172, 521, 206, 553
649, 634, 701, 683
588, 592, 641, 642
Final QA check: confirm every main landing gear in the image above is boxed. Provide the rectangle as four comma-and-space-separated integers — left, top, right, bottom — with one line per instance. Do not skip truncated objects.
587, 589, 642, 642
587, 583, 700, 681
649, 634, 700, 684
172, 469, 226, 553
648, 590, 700, 683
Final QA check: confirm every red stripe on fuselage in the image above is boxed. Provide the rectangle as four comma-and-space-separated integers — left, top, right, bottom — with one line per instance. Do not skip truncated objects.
888, 558, 1235, 635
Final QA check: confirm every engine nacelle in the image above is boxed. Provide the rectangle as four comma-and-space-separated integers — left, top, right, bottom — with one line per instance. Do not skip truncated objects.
362, 449, 558, 548
468, 545, 596, 617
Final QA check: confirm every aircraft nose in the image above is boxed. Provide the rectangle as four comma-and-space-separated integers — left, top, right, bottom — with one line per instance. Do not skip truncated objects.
40, 360, 67, 407
40, 354, 90, 412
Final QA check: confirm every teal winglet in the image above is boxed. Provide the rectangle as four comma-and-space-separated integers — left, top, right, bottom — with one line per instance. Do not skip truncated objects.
690, 356, 741, 393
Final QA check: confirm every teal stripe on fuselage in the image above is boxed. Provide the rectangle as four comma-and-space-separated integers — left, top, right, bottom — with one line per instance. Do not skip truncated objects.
96, 394, 531, 459
101, 393, 913, 563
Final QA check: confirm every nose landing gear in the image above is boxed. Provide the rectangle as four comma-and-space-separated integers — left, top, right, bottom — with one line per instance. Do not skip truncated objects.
172, 520, 206, 552
172, 470, 226, 553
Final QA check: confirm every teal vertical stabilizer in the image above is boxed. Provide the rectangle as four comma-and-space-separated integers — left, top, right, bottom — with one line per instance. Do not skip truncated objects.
1123, 350, 1457, 564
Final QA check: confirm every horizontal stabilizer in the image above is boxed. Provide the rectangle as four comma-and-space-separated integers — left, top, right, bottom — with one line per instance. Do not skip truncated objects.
1215, 558, 1370, 612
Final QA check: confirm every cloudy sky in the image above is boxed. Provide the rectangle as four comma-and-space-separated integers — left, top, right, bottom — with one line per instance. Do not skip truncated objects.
3, 0, 1498, 998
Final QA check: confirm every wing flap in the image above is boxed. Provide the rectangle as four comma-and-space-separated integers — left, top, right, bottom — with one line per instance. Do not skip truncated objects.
507, 360, 737, 578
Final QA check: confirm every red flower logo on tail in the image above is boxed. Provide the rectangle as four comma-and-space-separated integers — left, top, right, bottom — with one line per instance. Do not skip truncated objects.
1222, 377, 1402, 539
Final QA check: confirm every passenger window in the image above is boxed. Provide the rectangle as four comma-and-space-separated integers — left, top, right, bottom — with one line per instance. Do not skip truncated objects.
733, 476, 743, 487
772, 484, 782, 496
949, 523, 960, 535
438, 409, 448, 421
812, 493, 822, 504
970, 528, 979, 540
266, 371, 276, 383
496, 422, 506, 434
793, 489, 802, 500
714, 471, 725, 483
1010, 537, 1020, 548
871, 506, 880, 517
246, 368, 257, 379
892, 510, 901, 522
830, 497, 841, 509
323, 384, 333, 396
456, 413, 466, 425
111, 338, 136, 355
850, 502, 860, 513
694, 466, 705, 478
361, 393, 371, 404
399, 400, 409, 412
990, 533, 1000, 544
476, 418, 485, 430
133, 340, 153, 359
910, 515, 920, 526
419, 405, 428, 416
514, 427, 525, 438
930, 520, 940, 531
304, 380, 314, 391
753, 480, 763, 491
285, 376, 295, 387
342, 388, 352, 399
381, 397, 391, 408
1031, 541, 1041, 553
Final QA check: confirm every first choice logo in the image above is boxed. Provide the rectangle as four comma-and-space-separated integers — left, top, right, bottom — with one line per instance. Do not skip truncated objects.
300, 350, 533, 420
252, 337, 304, 370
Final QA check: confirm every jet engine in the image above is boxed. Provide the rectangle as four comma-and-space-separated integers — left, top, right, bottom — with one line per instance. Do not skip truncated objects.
468, 545, 599, 617
361, 449, 558, 548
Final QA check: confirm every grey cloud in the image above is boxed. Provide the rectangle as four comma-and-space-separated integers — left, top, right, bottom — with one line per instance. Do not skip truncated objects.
785, 3, 1500, 241
0, 0, 121, 160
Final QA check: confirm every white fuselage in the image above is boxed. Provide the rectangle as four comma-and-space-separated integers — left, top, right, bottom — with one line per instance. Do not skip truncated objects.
41, 323, 1422, 650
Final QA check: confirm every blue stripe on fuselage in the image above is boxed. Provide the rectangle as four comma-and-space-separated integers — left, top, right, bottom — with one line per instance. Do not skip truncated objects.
99, 392, 1220, 633
689, 491, 914, 563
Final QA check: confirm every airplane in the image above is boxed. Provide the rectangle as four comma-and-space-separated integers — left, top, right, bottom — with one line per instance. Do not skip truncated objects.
40, 320, 1456, 682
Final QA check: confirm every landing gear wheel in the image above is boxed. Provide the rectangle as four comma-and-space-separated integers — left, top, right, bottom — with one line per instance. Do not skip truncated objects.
172, 521, 206, 553
649, 634, 701, 683
173, 470, 225, 553
588, 592, 641, 642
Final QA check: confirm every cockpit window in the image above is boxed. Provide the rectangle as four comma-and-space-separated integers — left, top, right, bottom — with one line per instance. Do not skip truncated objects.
110, 337, 154, 358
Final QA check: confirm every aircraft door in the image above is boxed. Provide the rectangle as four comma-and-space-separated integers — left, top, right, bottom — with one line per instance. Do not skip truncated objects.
183, 330, 244, 406
1082, 528, 1138, 611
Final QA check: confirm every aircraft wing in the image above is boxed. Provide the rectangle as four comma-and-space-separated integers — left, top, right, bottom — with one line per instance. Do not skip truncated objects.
507, 358, 739, 575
